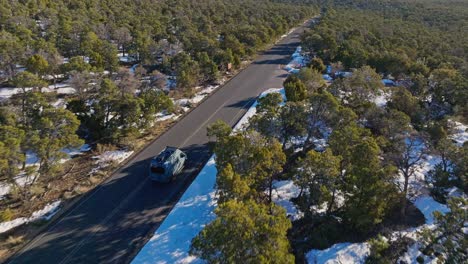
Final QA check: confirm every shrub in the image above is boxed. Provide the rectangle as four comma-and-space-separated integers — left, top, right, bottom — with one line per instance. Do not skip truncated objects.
0, 208, 14, 222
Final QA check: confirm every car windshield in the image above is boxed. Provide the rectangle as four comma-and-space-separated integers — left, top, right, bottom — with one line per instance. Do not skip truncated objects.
151, 166, 165, 174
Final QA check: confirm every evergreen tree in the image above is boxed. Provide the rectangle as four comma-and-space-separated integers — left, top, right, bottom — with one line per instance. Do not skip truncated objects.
190, 200, 294, 264
250, 93, 282, 140
0, 125, 25, 188
387, 133, 426, 217
26, 54, 49, 77
297, 67, 326, 94
31, 108, 82, 174
283, 75, 306, 102
279, 101, 307, 149
294, 149, 341, 216
342, 136, 398, 231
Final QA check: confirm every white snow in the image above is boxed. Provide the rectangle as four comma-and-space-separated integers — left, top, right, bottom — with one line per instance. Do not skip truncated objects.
0, 173, 36, 199
0, 83, 76, 99
132, 46, 302, 263
449, 120, 468, 146
271, 180, 303, 220
118, 53, 137, 63
0, 144, 91, 199
131, 157, 217, 264
306, 134, 456, 264
89, 149, 134, 175
0, 200, 61, 234
306, 242, 370, 264
414, 196, 449, 225
63, 144, 92, 157
93, 150, 134, 165
156, 113, 180, 122
175, 85, 221, 109
372, 90, 391, 107
284, 46, 307, 73
234, 88, 286, 131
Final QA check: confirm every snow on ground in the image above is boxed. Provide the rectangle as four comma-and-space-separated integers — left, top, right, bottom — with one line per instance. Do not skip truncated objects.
89, 149, 134, 176
306, 242, 370, 264
0, 83, 76, 99
413, 196, 449, 225
284, 46, 307, 74
305, 135, 455, 264
93, 150, 134, 165
131, 157, 217, 264
175, 85, 221, 109
449, 120, 468, 147
0, 173, 34, 198
372, 90, 391, 108
271, 180, 303, 220
155, 113, 181, 122
118, 53, 137, 63
397, 195, 450, 263
0, 200, 61, 234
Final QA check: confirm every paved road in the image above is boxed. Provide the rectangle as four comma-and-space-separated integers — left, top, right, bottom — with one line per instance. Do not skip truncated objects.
8, 21, 311, 264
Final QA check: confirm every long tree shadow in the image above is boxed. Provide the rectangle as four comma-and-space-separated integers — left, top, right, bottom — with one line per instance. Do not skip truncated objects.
225, 97, 256, 109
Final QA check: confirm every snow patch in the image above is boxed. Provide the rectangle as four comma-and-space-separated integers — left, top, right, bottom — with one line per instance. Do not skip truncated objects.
131, 157, 217, 264
272, 180, 303, 220
413, 195, 449, 226
0, 201, 61, 234
93, 150, 134, 165
156, 113, 180, 122
284, 46, 307, 73
449, 120, 467, 146
372, 90, 391, 108
306, 242, 370, 264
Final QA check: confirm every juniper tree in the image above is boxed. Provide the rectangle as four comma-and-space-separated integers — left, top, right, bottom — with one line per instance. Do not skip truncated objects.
294, 149, 341, 216
190, 200, 294, 264
283, 75, 306, 102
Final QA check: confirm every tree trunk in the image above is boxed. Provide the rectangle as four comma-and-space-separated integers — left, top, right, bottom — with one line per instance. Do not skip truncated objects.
401, 172, 409, 217
327, 187, 336, 215
268, 176, 273, 205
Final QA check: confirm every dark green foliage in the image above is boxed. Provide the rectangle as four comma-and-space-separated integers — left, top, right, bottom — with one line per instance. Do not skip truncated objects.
0, 0, 316, 84
284, 75, 306, 102
310, 57, 326, 73
190, 200, 294, 264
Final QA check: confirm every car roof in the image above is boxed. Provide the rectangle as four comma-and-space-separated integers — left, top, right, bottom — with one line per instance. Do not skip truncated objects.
152, 147, 180, 163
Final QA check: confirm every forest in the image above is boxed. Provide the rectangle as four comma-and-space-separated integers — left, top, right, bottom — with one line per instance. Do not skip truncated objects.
189, 0, 467, 263
0, 0, 466, 263
0, 0, 316, 259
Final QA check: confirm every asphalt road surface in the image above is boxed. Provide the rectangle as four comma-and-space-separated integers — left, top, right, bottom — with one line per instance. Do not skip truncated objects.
8, 20, 312, 264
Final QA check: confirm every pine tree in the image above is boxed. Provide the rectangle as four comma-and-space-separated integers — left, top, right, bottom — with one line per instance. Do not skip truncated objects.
0, 125, 25, 188
283, 75, 306, 102
342, 137, 398, 231
190, 200, 294, 264
294, 149, 341, 216
304, 91, 339, 148
32, 108, 83, 174
279, 101, 307, 149
250, 93, 282, 140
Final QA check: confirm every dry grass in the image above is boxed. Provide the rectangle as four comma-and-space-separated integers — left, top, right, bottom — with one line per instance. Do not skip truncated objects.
6, 235, 24, 246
